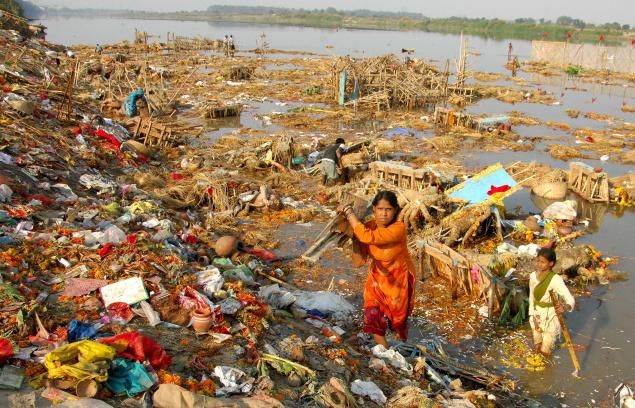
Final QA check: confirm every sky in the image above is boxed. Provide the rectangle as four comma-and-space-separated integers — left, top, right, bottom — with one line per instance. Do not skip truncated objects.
32, 0, 633, 25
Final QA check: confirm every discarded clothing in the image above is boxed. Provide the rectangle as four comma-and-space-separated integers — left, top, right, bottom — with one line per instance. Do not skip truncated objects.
106, 357, 155, 397
44, 340, 117, 382
123, 89, 146, 117
98, 332, 171, 370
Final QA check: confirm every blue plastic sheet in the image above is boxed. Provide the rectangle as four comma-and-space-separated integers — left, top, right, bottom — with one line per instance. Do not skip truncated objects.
447, 165, 517, 205
106, 358, 155, 397
67, 320, 97, 342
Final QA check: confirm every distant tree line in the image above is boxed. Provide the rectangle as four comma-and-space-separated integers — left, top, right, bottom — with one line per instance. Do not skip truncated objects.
206, 5, 427, 20
205, 5, 632, 29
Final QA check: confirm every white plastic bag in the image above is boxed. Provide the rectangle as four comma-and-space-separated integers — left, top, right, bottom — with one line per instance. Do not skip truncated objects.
196, 268, 224, 297
100, 225, 126, 244
372, 345, 413, 373
350, 379, 387, 404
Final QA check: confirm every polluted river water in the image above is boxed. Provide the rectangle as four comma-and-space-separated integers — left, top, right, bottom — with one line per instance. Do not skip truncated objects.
38, 16, 634, 407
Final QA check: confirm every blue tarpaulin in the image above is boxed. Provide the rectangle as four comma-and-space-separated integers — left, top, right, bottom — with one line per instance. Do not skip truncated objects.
446, 164, 517, 205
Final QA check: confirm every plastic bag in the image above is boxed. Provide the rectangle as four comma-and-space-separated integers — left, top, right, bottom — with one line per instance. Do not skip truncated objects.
98, 332, 171, 370
100, 225, 126, 244
371, 344, 413, 374
0, 338, 14, 365
0, 184, 13, 203
178, 286, 213, 311
44, 340, 117, 382
196, 268, 224, 297
350, 379, 387, 404
67, 320, 97, 342
106, 358, 155, 397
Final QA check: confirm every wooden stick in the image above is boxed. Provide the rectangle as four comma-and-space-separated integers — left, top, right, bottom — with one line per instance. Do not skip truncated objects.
550, 290, 581, 378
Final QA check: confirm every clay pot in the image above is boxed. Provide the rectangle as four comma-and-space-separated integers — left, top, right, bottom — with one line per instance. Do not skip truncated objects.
215, 236, 239, 257
76, 379, 98, 398
191, 309, 213, 333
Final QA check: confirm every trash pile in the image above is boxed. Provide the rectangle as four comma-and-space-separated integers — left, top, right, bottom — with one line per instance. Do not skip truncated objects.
1, 14, 633, 407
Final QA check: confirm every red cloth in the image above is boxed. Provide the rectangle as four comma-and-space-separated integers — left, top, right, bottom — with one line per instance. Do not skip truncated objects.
599, 35, 605, 42
248, 248, 277, 261
171, 173, 188, 181
26, 194, 55, 206
98, 332, 171, 369
99, 243, 114, 258
363, 306, 388, 337
0, 338, 13, 365
95, 128, 121, 148
487, 185, 511, 196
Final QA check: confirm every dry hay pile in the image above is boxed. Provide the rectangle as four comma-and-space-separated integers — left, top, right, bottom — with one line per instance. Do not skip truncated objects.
622, 104, 635, 113
472, 72, 504, 82
427, 135, 460, 153
371, 139, 396, 154
154, 172, 239, 210
621, 149, 635, 164
547, 144, 583, 161
133, 171, 166, 190
508, 112, 541, 126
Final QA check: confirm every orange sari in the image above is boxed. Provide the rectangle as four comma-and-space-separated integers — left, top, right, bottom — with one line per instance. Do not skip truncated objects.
353, 220, 416, 339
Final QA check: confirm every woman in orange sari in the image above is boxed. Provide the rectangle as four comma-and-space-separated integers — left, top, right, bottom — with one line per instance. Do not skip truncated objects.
339, 191, 416, 347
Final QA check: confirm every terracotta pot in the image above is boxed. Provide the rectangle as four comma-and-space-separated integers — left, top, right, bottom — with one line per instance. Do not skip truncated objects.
76, 379, 98, 398
215, 236, 239, 257
191, 309, 213, 333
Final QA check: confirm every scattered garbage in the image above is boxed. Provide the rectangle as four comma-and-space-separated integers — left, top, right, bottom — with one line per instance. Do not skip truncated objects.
350, 379, 387, 404
0, 15, 629, 408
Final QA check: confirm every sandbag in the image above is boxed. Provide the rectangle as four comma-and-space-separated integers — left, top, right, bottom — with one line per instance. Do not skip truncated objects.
153, 384, 284, 408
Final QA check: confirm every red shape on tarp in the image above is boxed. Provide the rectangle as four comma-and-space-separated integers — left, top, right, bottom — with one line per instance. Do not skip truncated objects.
586, 136, 595, 143
487, 185, 511, 196
0, 338, 13, 365
95, 129, 121, 148
98, 332, 171, 370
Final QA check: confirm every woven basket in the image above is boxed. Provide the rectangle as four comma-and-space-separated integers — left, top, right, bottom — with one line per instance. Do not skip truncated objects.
532, 181, 567, 200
